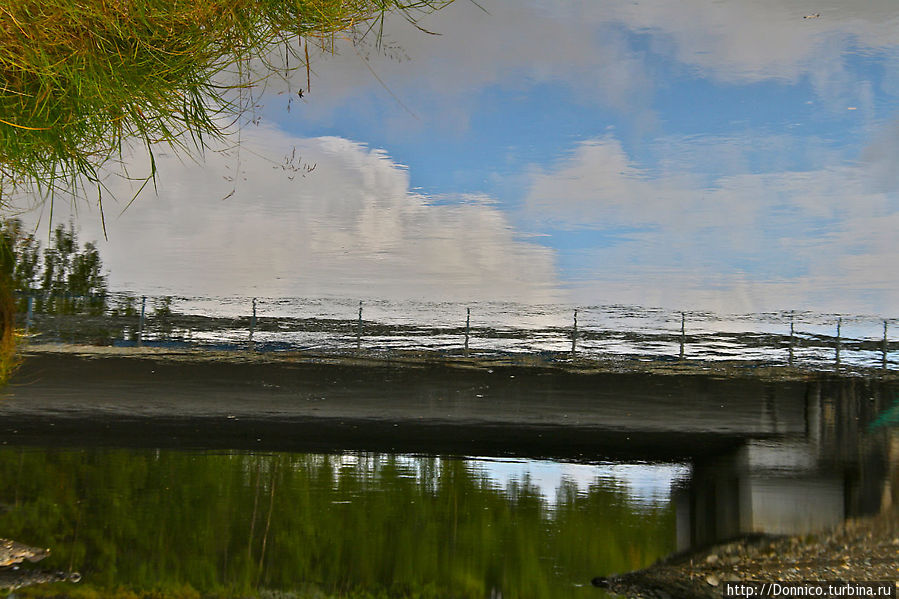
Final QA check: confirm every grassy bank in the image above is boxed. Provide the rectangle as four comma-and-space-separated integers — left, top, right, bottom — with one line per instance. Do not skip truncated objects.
0, 0, 448, 200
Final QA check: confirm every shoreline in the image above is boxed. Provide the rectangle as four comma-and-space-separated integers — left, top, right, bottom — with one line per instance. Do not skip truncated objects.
595, 504, 899, 598
15, 341, 899, 382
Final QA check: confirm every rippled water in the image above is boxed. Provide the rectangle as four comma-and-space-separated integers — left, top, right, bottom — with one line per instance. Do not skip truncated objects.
24, 293, 896, 371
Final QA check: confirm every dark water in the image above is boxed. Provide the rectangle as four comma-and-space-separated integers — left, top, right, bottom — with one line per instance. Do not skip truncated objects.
0, 449, 675, 598
0, 355, 897, 598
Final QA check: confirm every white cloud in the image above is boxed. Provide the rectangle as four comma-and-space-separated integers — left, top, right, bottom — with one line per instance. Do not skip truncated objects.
14, 128, 562, 304
602, 0, 897, 82
862, 118, 899, 193
246, 0, 659, 132
523, 135, 899, 314
247, 0, 899, 132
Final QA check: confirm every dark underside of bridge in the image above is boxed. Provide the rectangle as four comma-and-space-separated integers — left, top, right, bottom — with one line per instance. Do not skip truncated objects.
1, 352, 877, 461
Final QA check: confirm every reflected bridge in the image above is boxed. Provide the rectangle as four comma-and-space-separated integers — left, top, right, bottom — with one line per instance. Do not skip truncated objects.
3, 351, 896, 549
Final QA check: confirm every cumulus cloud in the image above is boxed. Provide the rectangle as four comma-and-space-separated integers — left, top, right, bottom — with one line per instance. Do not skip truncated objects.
15, 128, 561, 304
249, 0, 659, 132
522, 135, 899, 314
249, 0, 899, 132
600, 0, 898, 83
12, 1, 899, 314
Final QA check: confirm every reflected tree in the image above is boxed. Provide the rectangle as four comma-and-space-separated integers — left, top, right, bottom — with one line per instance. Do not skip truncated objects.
0, 450, 674, 598
0, 219, 107, 315
0, 223, 16, 384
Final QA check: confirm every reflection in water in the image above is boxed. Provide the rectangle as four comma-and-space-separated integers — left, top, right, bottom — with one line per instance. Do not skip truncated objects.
9, 1, 899, 316
0, 450, 673, 598
5, 2, 899, 594
678, 379, 898, 549
0, 367, 896, 597
19, 294, 899, 372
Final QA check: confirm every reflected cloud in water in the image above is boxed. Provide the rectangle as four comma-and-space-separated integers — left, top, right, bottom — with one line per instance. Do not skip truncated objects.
524, 135, 899, 313
10, 0, 899, 315
21, 128, 561, 304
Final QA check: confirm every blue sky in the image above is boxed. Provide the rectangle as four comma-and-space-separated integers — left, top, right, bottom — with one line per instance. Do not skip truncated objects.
15, 0, 899, 315
270, 3, 896, 188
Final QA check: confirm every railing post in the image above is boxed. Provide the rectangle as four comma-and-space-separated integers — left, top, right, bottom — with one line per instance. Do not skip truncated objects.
571, 308, 578, 355
883, 320, 889, 371
249, 297, 257, 342
138, 295, 147, 347
835, 316, 841, 368
356, 301, 363, 351
679, 312, 686, 360
788, 311, 795, 367
464, 307, 470, 355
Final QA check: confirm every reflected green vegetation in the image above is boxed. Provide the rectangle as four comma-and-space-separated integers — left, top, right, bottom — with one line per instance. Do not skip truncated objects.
0, 449, 674, 598
0, 218, 107, 384
0, 0, 447, 201
1, 219, 107, 314
0, 223, 18, 385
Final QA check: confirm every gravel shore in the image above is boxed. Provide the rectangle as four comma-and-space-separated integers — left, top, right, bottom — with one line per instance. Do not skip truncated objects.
594, 506, 899, 598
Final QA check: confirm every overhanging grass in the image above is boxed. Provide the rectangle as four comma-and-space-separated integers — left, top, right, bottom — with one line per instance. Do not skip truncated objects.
0, 0, 449, 203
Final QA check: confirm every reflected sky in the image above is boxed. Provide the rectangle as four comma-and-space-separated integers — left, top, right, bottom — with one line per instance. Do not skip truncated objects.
13, 0, 899, 314
476, 457, 690, 508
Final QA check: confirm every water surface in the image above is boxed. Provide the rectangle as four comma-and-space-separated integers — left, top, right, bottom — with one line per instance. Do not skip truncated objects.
2, 356, 896, 597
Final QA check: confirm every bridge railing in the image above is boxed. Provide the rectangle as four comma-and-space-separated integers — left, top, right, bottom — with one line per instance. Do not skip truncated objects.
12, 291, 897, 372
